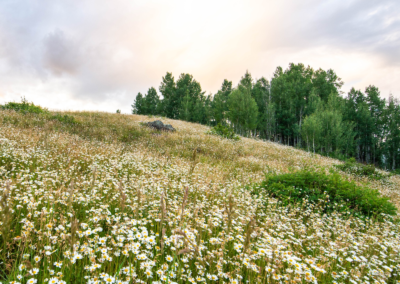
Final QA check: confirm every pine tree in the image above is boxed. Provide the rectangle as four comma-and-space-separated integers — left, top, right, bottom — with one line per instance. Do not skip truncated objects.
176, 73, 204, 121
159, 72, 176, 118
132, 92, 145, 114
212, 79, 232, 125
144, 87, 160, 115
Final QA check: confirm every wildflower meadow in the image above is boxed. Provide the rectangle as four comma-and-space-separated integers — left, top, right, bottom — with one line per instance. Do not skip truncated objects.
0, 110, 399, 284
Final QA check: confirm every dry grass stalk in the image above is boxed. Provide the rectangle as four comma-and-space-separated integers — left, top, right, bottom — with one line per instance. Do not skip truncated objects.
177, 247, 191, 255
159, 192, 167, 235
91, 166, 97, 189
136, 186, 141, 218
243, 217, 256, 254
70, 214, 79, 254
67, 180, 75, 212
188, 147, 198, 176
225, 195, 235, 234
160, 228, 166, 253
175, 229, 204, 265
180, 187, 189, 225
118, 181, 126, 212
0, 182, 12, 250
54, 185, 64, 203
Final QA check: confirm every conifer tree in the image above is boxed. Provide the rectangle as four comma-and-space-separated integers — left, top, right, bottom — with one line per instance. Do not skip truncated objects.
159, 72, 177, 118
132, 92, 145, 114
144, 87, 160, 115
212, 79, 232, 125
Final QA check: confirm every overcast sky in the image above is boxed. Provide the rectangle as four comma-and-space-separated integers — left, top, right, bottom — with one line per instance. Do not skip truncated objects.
0, 0, 399, 113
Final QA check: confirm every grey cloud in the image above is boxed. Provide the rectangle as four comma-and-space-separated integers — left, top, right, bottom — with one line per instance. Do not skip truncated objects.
272, 0, 400, 64
43, 30, 81, 76
0, 0, 152, 102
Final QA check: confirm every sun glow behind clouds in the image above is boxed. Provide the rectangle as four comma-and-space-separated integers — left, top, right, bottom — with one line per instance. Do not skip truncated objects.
0, 0, 399, 112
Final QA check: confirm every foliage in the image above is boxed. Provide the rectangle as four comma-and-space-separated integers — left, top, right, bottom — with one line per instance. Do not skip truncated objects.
132, 66, 400, 172
335, 158, 387, 180
208, 123, 240, 140
0, 98, 48, 114
255, 169, 397, 217
270, 64, 314, 144
228, 88, 258, 135
212, 79, 232, 124
301, 93, 355, 155
1, 99, 78, 126
158, 72, 177, 118
132, 92, 144, 114
132, 88, 161, 116
51, 113, 79, 125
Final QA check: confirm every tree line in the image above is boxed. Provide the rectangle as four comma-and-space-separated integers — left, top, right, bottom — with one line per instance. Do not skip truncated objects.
132, 63, 400, 171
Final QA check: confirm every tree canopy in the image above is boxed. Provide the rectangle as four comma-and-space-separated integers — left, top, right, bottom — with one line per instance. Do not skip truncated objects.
132, 66, 400, 171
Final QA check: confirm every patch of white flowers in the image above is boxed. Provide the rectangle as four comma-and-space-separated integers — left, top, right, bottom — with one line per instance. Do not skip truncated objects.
0, 124, 399, 284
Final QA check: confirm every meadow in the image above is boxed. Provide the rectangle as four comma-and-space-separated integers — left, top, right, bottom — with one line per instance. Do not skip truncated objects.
0, 110, 399, 284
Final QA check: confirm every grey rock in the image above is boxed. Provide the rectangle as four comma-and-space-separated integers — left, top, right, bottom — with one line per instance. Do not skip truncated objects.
146, 120, 176, 132
148, 120, 164, 130
164, 124, 176, 132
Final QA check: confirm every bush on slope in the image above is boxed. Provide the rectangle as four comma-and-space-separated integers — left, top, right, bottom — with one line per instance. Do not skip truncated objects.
254, 169, 397, 218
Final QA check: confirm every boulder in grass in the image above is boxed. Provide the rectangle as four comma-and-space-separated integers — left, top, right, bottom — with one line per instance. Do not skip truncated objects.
164, 124, 176, 132
146, 120, 176, 132
147, 120, 164, 130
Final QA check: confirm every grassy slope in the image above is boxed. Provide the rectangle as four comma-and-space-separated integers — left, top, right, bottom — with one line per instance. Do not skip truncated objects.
0, 110, 399, 283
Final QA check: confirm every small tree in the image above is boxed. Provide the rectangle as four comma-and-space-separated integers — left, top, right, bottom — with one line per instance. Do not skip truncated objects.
144, 87, 160, 115
132, 92, 145, 114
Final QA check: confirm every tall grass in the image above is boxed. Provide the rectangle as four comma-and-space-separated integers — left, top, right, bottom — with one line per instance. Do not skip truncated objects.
0, 109, 399, 283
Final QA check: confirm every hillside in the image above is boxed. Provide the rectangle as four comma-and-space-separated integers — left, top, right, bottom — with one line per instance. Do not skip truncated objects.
0, 109, 399, 283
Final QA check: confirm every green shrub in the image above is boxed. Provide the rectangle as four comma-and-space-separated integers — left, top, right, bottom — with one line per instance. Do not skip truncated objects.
51, 113, 78, 125
0, 98, 48, 114
208, 123, 240, 141
335, 158, 387, 180
1, 98, 80, 126
254, 169, 396, 218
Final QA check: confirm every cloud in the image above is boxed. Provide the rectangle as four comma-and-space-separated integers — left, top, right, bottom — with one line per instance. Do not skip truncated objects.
0, 0, 399, 113
43, 30, 81, 76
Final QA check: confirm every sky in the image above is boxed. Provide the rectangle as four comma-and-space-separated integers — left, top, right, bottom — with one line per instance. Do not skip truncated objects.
0, 0, 399, 113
